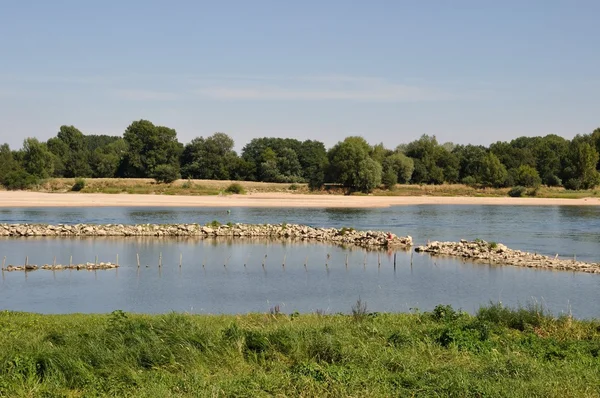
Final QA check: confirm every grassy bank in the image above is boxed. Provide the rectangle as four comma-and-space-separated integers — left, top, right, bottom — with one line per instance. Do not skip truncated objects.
1, 303, 599, 397
10, 178, 598, 199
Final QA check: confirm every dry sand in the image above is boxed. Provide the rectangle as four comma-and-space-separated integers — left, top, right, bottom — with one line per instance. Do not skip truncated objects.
0, 191, 599, 208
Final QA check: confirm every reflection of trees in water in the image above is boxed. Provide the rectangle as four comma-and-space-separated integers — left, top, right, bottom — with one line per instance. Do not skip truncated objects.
558, 206, 600, 220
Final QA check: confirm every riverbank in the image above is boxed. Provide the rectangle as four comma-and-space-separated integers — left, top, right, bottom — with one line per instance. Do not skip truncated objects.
6, 177, 600, 199
0, 304, 597, 397
1, 191, 599, 208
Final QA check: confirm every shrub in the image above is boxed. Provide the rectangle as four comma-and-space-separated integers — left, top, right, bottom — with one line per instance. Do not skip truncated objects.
1, 170, 38, 190
563, 178, 582, 191
508, 186, 527, 197
152, 164, 180, 184
206, 220, 221, 228
224, 183, 245, 194
288, 183, 299, 191
476, 302, 549, 331
514, 165, 542, 188
351, 298, 368, 321
381, 168, 398, 190
461, 176, 478, 187
71, 178, 86, 191
544, 174, 562, 187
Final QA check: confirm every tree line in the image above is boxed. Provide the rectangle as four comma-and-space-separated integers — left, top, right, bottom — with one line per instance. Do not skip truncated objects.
1, 119, 599, 192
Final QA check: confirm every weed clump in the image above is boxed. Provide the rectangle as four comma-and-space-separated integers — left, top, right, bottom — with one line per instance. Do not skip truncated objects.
225, 183, 245, 194
71, 178, 86, 191
508, 186, 527, 197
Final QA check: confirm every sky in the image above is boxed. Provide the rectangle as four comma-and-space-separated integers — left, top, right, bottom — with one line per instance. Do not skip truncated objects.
0, 0, 599, 151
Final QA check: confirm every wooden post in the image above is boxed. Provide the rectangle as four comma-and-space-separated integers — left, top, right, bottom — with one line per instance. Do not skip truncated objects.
304, 255, 308, 268
70, 255, 72, 266
2, 256, 5, 269
95, 255, 98, 265
159, 252, 162, 267
116, 254, 119, 266
345, 254, 348, 268
393, 253, 396, 270
378, 253, 381, 268
53, 256, 56, 267
282, 254, 286, 267
137, 253, 140, 268
179, 253, 182, 267
25, 256, 28, 266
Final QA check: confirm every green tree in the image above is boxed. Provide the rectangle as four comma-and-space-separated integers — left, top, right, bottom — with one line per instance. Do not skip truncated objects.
453, 145, 487, 183
22, 138, 54, 179
562, 139, 600, 189
480, 152, 507, 188
404, 135, 458, 184
382, 152, 414, 188
53, 125, 92, 177
356, 157, 382, 192
90, 138, 126, 178
119, 120, 182, 178
328, 136, 381, 192
513, 165, 542, 187
181, 133, 238, 180
0, 144, 19, 181
297, 140, 328, 190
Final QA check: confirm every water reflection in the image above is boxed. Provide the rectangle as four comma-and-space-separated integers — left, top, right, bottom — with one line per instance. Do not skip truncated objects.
0, 238, 598, 318
0, 205, 599, 259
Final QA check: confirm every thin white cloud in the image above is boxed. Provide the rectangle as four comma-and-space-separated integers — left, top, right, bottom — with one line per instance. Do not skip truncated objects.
112, 89, 179, 101
195, 77, 458, 102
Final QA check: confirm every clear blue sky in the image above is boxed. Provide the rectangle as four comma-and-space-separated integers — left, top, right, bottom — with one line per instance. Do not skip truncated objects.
1, 0, 599, 151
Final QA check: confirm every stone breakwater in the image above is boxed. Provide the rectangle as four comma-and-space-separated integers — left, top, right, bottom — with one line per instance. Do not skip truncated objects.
415, 239, 600, 274
0, 223, 413, 249
4, 262, 119, 272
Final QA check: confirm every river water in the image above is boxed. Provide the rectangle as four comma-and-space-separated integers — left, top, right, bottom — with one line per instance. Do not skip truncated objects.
0, 205, 599, 317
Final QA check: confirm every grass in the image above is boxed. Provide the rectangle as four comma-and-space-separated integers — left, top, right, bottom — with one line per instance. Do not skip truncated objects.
0, 303, 598, 397
33, 178, 310, 196
20, 178, 599, 199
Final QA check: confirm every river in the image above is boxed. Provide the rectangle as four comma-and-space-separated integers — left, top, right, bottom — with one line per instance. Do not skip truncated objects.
0, 205, 599, 317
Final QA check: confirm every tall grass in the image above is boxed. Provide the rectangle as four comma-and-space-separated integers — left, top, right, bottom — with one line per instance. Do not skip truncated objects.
0, 303, 598, 397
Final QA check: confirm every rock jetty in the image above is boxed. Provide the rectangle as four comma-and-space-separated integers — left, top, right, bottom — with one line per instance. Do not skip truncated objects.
4, 262, 119, 272
415, 239, 600, 274
0, 223, 413, 249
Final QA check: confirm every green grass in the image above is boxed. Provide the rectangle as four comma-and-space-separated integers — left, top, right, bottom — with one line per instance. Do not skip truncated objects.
24, 178, 600, 199
0, 303, 598, 397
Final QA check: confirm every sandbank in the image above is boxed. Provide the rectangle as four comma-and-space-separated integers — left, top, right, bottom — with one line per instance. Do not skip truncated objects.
0, 191, 599, 208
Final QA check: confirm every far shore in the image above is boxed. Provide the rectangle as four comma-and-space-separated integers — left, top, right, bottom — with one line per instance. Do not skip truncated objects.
0, 191, 599, 208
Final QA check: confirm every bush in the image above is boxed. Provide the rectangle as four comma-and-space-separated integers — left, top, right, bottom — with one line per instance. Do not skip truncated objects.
544, 174, 562, 187
381, 168, 398, 190
152, 164, 180, 184
288, 183, 298, 191
563, 178, 582, 191
224, 183, 245, 194
514, 165, 542, 188
1, 170, 38, 190
461, 176, 478, 187
508, 186, 527, 197
71, 178, 86, 191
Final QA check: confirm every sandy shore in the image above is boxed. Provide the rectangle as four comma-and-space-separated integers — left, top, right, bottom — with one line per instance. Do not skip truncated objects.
0, 191, 599, 208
